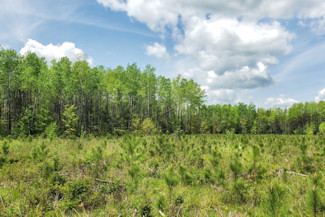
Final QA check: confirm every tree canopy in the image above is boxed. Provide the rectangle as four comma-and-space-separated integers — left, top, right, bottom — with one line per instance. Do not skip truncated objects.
0, 47, 324, 137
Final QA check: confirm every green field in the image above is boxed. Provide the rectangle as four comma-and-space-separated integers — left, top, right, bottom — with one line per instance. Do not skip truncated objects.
0, 134, 324, 216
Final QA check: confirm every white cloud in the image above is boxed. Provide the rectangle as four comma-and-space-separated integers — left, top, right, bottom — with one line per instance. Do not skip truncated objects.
97, 0, 299, 93
174, 17, 292, 75
146, 42, 169, 59
265, 95, 298, 107
181, 62, 273, 90
20, 39, 92, 64
97, 0, 325, 104
97, 0, 127, 11
207, 88, 237, 105
315, 88, 325, 102
97, 0, 178, 32
205, 63, 273, 89
97, 0, 325, 31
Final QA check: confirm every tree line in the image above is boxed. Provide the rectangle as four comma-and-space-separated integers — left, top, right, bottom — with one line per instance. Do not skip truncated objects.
0, 47, 324, 137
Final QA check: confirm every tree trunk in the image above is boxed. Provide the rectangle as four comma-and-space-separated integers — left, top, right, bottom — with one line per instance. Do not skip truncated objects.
30, 91, 39, 134
128, 96, 133, 130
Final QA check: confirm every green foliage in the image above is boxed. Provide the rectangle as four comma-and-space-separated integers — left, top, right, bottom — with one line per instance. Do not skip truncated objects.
131, 118, 141, 133
164, 166, 180, 215
0, 133, 323, 216
266, 181, 287, 216
228, 177, 249, 203
31, 142, 49, 163
0, 141, 10, 169
127, 163, 142, 191
16, 107, 33, 136
1, 47, 325, 216
59, 179, 91, 210
319, 122, 325, 135
85, 146, 104, 178
34, 107, 52, 134
62, 105, 79, 137
230, 150, 242, 181
307, 173, 325, 216
1, 47, 325, 137
2, 141, 9, 155
200, 120, 210, 134
141, 118, 156, 134
45, 122, 58, 140
164, 167, 179, 189
306, 123, 316, 135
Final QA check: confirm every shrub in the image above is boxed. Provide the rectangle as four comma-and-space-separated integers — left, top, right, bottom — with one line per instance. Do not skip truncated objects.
45, 122, 58, 140
141, 118, 156, 134
16, 107, 33, 136
34, 107, 52, 134
307, 173, 325, 216
229, 177, 248, 203
305, 123, 316, 135
2, 140, 9, 155
132, 118, 141, 133
62, 105, 79, 137
266, 181, 286, 216
59, 179, 91, 210
319, 122, 325, 135
164, 166, 180, 216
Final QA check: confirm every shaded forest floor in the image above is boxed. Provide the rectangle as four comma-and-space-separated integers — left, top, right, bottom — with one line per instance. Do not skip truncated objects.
0, 134, 324, 216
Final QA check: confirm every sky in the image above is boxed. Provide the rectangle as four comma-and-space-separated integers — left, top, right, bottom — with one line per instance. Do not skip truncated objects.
1, 0, 325, 108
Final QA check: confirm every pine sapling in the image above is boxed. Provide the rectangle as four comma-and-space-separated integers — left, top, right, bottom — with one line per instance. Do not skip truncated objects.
308, 172, 324, 217
230, 151, 242, 181
267, 181, 286, 217
164, 167, 179, 215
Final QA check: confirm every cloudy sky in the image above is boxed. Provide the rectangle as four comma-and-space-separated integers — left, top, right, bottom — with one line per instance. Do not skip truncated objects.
1, 0, 325, 107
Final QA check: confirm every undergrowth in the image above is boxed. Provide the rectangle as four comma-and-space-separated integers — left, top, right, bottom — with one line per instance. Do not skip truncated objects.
0, 134, 324, 216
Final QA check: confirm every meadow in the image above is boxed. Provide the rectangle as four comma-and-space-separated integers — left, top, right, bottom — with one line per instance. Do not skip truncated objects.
0, 134, 324, 216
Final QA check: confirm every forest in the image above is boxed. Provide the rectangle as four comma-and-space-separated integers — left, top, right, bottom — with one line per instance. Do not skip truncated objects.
1, 47, 325, 138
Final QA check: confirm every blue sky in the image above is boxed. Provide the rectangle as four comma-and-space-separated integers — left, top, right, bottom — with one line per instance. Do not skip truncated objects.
1, 0, 325, 107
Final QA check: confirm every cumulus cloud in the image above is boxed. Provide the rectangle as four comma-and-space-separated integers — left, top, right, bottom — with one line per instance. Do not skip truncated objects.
207, 88, 237, 105
315, 88, 325, 102
97, 0, 325, 31
98, 0, 325, 103
20, 39, 92, 64
204, 63, 273, 89
265, 95, 298, 107
174, 17, 292, 75
146, 42, 169, 59
182, 62, 273, 90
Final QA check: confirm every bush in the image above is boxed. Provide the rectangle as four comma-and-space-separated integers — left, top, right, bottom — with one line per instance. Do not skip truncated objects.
266, 181, 287, 216
16, 107, 33, 136
59, 179, 91, 210
306, 123, 316, 135
141, 118, 156, 134
45, 122, 58, 140
34, 107, 52, 134
62, 105, 79, 137
319, 122, 325, 135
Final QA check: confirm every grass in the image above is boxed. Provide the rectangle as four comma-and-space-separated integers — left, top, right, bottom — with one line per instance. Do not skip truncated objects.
0, 134, 324, 216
